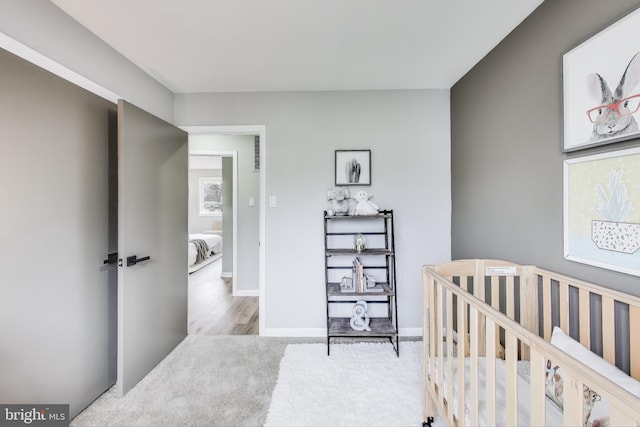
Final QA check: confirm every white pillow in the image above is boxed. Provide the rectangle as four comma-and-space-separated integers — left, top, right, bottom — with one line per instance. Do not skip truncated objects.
549, 327, 640, 426
550, 326, 640, 398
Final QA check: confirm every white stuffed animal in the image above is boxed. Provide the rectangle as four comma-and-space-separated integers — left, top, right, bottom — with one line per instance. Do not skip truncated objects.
327, 186, 351, 216
352, 190, 379, 215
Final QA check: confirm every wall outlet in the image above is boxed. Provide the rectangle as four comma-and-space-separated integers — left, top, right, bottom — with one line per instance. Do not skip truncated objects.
269, 196, 277, 208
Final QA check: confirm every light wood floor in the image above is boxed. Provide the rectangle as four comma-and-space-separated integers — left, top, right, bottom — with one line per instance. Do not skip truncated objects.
188, 258, 259, 335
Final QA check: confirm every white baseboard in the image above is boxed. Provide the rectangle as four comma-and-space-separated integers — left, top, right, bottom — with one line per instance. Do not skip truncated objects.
220, 272, 232, 278
234, 290, 259, 297
399, 327, 423, 337
261, 327, 423, 338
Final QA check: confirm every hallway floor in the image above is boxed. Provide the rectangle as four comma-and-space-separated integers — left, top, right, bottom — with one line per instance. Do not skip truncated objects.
188, 258, 259, 335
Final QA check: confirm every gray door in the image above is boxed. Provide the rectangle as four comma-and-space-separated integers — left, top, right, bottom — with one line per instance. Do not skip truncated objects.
116, 100, 188, 395
0, 47, 116, 418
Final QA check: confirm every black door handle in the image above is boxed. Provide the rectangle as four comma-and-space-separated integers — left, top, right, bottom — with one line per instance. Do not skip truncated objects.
126, 255, 151, 267
103, 252, 118, 265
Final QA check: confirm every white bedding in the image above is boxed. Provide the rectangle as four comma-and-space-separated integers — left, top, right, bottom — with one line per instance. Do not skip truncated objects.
188, 233, 223, 266
431, 357, 563, 427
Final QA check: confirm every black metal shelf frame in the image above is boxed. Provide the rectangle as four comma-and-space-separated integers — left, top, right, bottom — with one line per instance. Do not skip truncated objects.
323, 209, 398, 356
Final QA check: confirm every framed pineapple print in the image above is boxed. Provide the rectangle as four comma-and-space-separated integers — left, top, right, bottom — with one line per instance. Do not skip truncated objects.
564, 146, 640, 276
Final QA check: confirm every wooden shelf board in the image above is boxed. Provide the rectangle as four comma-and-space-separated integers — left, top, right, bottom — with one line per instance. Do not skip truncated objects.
327, 317, 397, 337
327, 282, 394, 296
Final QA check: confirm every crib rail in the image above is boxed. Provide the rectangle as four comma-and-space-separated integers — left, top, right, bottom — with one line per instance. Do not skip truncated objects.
533, 266, 640, 379
423, 259, 640, 427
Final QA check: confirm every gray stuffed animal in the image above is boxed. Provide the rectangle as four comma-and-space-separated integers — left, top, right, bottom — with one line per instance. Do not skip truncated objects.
327, 186, 351, 216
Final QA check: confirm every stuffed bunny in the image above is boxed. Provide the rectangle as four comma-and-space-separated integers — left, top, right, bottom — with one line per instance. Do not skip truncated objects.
587, 51, 640, 142
327, 186, 351, 216
352, 190, 379, 216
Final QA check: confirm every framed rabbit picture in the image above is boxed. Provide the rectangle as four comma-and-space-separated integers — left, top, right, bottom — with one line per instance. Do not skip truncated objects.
563, 7, 640, 151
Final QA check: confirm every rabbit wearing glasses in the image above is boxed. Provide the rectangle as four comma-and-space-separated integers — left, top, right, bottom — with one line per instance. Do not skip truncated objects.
587, 51, 640, 142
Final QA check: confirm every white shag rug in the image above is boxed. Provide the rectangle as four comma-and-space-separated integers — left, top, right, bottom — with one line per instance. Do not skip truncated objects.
265, 341, 442, 427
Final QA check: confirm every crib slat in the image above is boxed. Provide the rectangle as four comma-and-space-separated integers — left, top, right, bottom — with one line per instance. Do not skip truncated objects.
542, 276, 552, 340
475, 262, 487, 357
505, 332, 518, 427
430, 278, 440, 411
491, 275, 499, 311
428, 275, 437, 365
506, 275, 515, 319
491, 276, 501, 356
562, 375, 583, 426
446, 290, 454, 422
460, 276, 470, 358
423, 274, 437, 422
631, 305, 640, 381
459, 275, 469, 356
602, 296, 615, 365
474, 260, 486, 301
436, 283, 444, 403
469, 306, 479, 427
473, 272, 487, 356
460, 275, 469, 292
559, 281, 569, 333
520, 268, 539, 335
456, 295, 466, 427
485, 317, 496, 427
530, 349, 546, 426
579, 288, 591, 349
519, 267, 538, 360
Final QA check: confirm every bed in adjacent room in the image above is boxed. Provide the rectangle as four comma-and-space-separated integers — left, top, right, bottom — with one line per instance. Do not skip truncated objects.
188, 232, 222, 272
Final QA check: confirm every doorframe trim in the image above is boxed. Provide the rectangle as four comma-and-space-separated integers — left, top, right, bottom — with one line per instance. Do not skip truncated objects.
189, 149, 239, 294
182, 125, 266, 336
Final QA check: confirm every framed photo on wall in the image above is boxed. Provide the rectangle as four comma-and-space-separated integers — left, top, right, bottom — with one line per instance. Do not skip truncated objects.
335, 150, 371, 186
563, 7, 640, 151
198, 177, 222, 216
564, 146, 640, 276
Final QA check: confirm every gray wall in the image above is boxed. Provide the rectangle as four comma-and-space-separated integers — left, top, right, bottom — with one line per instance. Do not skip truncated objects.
0, 0, 173, 122
451, 0, 640, 296
176, 90, 452, 334
189, 134, 260, 294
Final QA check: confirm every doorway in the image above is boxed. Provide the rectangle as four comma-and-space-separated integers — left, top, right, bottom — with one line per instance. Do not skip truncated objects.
184, 125, 266, 336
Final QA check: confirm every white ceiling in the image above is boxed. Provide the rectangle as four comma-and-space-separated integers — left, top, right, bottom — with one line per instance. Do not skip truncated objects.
50, 0, 543, 94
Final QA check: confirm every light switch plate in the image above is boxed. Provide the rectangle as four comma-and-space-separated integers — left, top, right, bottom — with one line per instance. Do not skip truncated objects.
269, 196, 277, 208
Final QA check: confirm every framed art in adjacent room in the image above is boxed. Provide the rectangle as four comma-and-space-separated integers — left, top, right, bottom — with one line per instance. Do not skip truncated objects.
335, 150, 371, 186
563, 7, 640, 151
564, 146, 640, 276
198, 176, 223, 216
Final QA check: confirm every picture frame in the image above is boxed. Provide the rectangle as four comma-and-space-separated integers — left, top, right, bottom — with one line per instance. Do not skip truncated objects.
198, 177, 223, 216
563, 7, 640, 152
563, 146, 640, 276
335, 150, 371, 186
